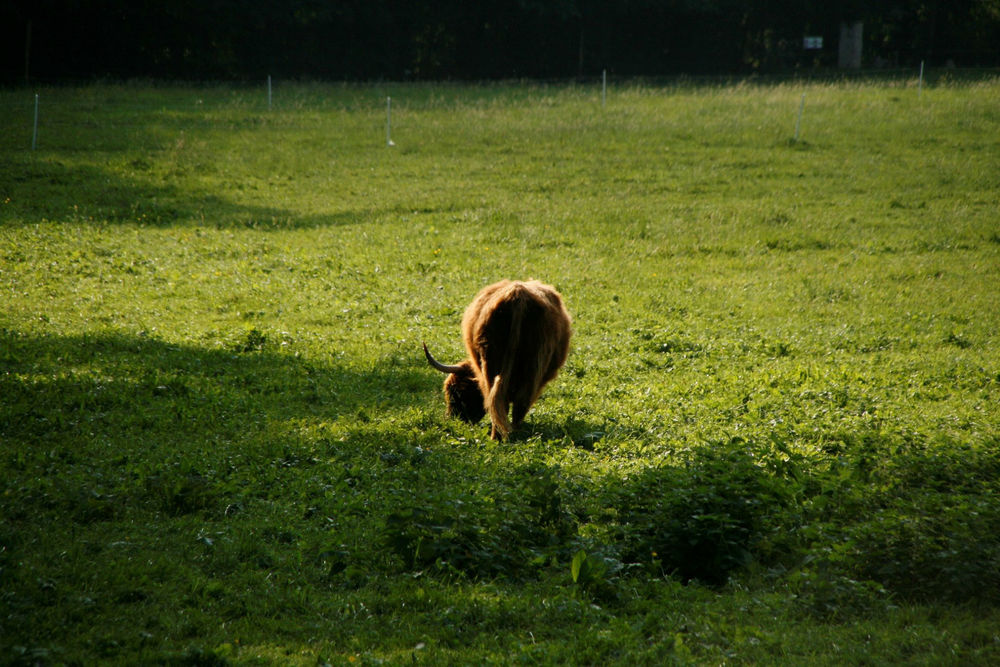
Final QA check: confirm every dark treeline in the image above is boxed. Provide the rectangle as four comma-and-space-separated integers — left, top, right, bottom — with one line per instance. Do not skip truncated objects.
3, 0, 999, 83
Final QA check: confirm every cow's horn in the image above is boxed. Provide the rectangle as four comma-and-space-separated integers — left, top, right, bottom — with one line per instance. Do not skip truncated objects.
423, 342, 464, 374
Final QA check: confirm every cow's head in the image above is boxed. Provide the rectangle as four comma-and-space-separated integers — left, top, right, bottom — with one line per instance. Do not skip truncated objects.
423, 343, 486, 424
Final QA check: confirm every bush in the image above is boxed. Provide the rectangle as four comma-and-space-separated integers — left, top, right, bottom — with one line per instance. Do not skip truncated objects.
607, 440, 801, 585
844, 493, 1000, 603
798, 435, 1000, 604
383, 465, 578, 579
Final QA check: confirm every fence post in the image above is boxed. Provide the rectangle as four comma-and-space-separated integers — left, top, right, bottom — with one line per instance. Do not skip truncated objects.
386, 97, 394, 146
794, 93, 805, 142
32, 93, 39, 150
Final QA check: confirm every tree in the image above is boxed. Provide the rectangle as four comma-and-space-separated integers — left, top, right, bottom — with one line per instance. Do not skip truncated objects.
1, 0, 996, 83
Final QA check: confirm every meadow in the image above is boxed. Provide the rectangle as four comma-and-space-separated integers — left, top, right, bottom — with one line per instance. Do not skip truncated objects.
2, 76, 999, 664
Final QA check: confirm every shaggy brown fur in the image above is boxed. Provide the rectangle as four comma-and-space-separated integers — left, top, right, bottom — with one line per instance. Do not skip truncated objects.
424, 280, 572, 440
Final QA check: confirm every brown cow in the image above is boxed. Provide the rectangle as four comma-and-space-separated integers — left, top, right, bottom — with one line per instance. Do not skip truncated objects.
423, 279, 572, 440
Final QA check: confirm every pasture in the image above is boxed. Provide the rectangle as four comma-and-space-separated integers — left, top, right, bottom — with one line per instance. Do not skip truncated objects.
2, 77, 1000, 664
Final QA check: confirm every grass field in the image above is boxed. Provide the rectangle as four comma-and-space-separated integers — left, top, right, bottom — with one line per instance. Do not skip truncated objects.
2, 77, 1000, 664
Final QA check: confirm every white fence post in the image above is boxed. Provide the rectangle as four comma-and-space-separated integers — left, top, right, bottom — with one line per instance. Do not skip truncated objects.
386, 96, 394, 146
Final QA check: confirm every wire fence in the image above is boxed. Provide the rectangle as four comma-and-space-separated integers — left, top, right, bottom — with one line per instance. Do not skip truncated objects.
2, 67, 998, 152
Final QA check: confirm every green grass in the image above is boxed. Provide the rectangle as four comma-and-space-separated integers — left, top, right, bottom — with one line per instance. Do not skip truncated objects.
2, 78, 1000, 665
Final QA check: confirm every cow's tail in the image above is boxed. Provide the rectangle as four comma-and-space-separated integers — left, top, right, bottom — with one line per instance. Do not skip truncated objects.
486, 288, 526, 439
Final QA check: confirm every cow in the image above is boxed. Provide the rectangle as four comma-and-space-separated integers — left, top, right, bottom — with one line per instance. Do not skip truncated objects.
423, 279, 572, 440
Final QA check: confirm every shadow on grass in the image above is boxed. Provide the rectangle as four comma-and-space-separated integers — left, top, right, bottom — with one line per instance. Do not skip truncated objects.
0, 156, 368, 229
510, 413, 612, 449
0, 327, 432, 452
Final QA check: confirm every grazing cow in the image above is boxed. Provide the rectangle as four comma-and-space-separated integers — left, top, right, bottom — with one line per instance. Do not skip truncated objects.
423, 279, 572, 440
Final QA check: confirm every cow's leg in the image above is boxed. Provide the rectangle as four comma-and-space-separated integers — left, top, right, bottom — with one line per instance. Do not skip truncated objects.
511, 401, 530, 432
488, 391, 509, 440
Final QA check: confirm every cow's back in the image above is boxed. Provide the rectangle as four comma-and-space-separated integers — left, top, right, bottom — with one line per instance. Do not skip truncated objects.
462, 279, 570, 392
